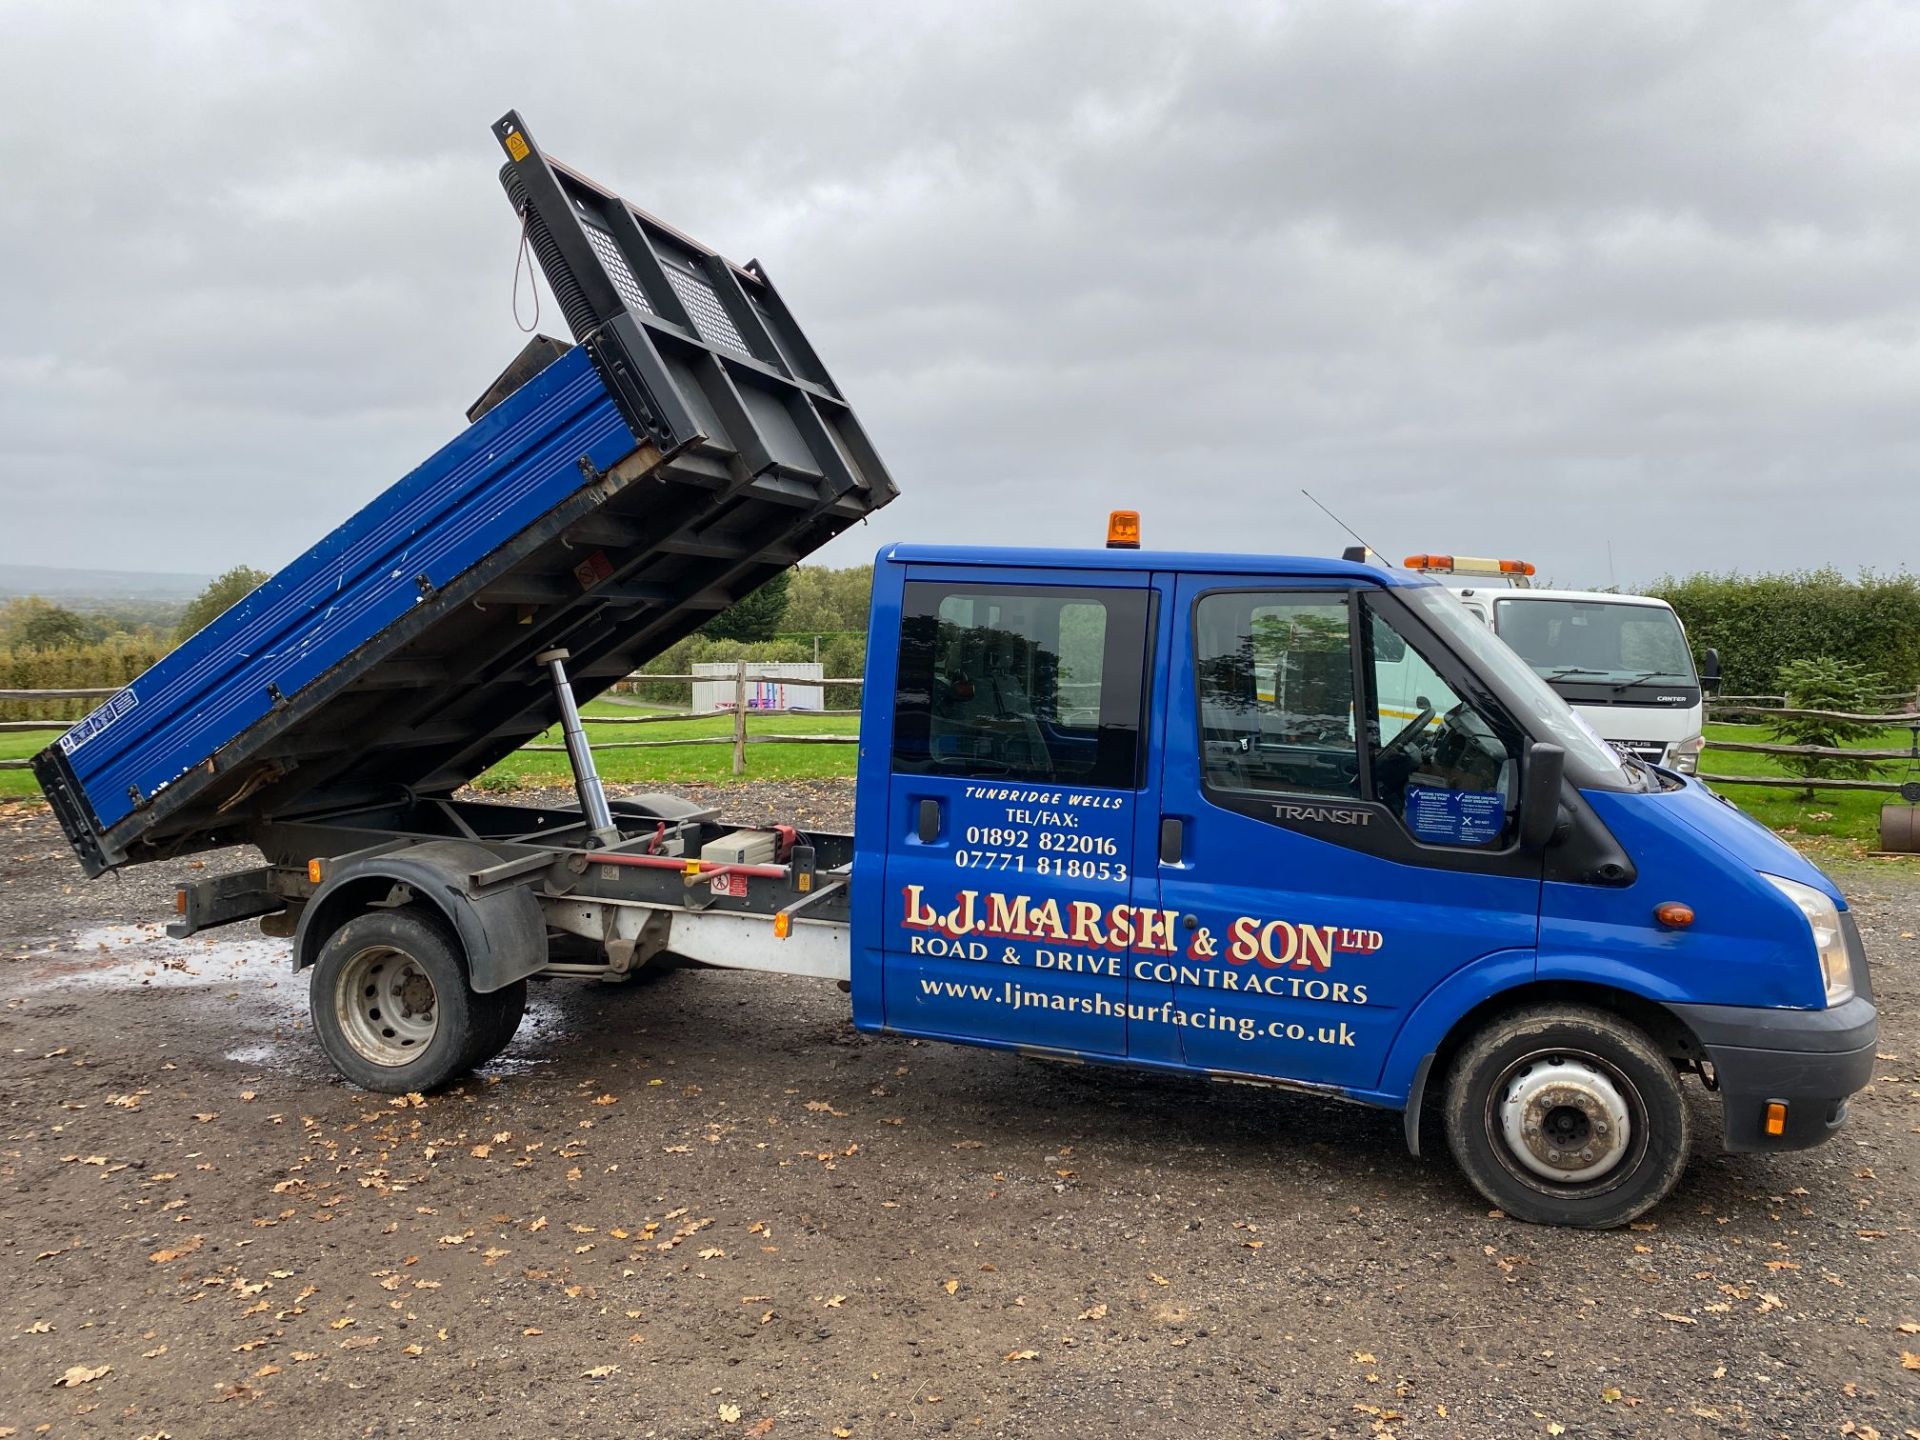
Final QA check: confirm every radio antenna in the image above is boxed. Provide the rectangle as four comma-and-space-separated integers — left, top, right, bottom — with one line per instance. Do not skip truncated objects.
1301, 489, 1384, 563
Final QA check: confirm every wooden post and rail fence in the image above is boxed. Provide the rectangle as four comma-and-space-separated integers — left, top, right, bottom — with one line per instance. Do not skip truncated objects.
5, 673, 1918, 796
0, 664, 865, 778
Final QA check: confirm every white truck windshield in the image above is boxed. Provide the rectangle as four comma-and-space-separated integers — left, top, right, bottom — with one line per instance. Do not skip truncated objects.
1492, 597, 1696, 687
1401, 585, 1641, 786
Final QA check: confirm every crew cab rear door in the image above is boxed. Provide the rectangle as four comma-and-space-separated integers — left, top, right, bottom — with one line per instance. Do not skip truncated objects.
876, 566, 1157, 1057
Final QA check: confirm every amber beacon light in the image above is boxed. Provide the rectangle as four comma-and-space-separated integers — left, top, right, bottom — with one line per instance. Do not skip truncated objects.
1106, 510, 1141, 549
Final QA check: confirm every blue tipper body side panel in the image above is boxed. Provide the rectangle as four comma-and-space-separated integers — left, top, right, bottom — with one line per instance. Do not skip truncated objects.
37, 109, 899, 875
58, 348, 630, 838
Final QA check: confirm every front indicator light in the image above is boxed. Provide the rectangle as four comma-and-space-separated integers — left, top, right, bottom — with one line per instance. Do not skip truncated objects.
1670, 733, 1706, 775
1763, 873, 1853, 1006
1764, 1101, 1788, 1137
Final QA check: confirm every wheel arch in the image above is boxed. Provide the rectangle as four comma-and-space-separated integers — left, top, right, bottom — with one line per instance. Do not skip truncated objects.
293, 841, 547, 994
1389, 955, 1709, 1156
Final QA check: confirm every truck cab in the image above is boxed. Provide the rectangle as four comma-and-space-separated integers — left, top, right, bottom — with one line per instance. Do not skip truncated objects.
853, 539, 1874, 1227
1403, 556, 1715, 774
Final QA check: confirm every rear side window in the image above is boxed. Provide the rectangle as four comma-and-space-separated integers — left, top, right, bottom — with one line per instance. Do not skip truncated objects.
892, 582, 1151, 789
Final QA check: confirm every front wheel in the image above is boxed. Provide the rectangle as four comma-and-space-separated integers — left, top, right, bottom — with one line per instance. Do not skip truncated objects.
309, 908, 484, 1093
1443, 1004, 1691, 1228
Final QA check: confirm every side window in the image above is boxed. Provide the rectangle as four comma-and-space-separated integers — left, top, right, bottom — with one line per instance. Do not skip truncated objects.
1194, 592, 1359, 800
892, 583, 1150, 788
1364, 600, 1520, 847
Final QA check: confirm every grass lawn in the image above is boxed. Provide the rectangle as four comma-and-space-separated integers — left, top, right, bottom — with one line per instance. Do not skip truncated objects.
0, 729, 59, 800
471, 699, 860, 790
1698, 721, 1916, 850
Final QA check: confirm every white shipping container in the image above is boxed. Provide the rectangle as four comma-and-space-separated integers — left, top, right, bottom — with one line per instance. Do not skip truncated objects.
692, 662, 825, 713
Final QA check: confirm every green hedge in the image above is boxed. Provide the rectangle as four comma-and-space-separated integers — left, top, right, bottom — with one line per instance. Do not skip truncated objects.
0, 641, 169, 723
1645, 568, 1920, 700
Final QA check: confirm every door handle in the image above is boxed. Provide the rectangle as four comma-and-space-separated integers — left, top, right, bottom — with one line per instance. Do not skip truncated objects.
917, 798, 942, 844
1159, 817, 1184, 865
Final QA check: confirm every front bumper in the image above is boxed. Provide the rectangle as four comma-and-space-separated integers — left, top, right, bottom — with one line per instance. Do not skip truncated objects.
1670, 916, 1878, 1152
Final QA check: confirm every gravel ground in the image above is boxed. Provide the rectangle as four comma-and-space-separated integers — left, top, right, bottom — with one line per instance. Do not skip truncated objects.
1, 782, 1917, 1439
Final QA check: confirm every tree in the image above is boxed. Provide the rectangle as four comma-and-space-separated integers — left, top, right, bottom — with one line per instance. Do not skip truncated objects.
3, 596, 96, 651
1767, 657, 1888, 798
702, 568, 792, 643
178, 566, 271, 639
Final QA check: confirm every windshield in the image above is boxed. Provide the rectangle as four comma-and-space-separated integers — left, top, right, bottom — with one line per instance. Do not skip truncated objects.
1492, 597, 1696, 686
1401, 585, 1640, 785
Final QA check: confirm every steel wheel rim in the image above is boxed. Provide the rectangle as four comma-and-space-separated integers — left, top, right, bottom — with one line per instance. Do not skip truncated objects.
1486, 1047, 1648, 1195
335, 944, 439, 1066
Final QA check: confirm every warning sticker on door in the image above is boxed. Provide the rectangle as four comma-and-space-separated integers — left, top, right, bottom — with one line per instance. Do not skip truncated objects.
1404, 786, 1505, 847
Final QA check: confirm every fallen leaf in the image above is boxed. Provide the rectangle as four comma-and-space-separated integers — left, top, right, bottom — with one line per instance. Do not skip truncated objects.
1657, 1312, 1697, 1326
1903, 1351, 1920, 1372
824, 1295, 846, 1308
1077, 1303, 1107, 1321
1149, 1273, 1169, 1287
1004, 1349, 1040, 1362
23, 1321, 51, 1334
719, 1402, 742, 1423
583, 1366, 619, 1379
745, 1419, 775, 1438
943, 1279, 959, 1296
56, 1364, 110, 1387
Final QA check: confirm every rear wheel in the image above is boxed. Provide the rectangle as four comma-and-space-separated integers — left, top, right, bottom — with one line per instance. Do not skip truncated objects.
1443, 1004, 1690, 1228
310, 908, 482, 1094
465, 979, 528, 1069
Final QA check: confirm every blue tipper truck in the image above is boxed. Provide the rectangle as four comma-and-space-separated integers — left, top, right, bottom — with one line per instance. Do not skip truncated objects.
36, 114, 1877, 1229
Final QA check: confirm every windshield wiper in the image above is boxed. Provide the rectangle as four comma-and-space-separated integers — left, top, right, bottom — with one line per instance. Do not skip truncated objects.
1609, 671, 1690, 690
1542, 667, 1609, 679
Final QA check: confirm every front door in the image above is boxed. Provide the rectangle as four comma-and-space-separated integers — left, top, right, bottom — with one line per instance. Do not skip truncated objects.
1148, 576, 1543, 1091
879, 571, 1156, 1057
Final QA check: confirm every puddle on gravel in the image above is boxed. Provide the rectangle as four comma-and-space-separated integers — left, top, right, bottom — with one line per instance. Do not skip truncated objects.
14, 922, 294, 991
8, 922, 581, 1078
6, 922, 320, 1071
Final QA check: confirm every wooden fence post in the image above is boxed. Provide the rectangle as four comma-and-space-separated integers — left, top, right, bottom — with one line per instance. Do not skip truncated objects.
732, 660, 748, 776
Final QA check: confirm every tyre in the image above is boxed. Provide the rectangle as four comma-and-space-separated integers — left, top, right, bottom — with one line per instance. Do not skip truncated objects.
465, 978, 528, 1070
309, 907, 484, 1094
1443, 1004, 1691, 1229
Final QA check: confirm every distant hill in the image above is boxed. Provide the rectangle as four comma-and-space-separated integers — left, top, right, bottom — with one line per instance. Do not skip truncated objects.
0, 563, 212, 604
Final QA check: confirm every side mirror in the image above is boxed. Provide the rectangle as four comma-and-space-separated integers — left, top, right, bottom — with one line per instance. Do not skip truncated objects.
1518, 742, 1566, 852
1700, 647, 1721, 693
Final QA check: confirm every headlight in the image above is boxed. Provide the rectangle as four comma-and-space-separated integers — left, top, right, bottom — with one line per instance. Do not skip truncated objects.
1669, 733, 1705, 775
1764, 874, 1853, 1006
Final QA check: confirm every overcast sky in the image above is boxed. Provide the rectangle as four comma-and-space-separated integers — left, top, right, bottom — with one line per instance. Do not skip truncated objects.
3, 0, 1917, 590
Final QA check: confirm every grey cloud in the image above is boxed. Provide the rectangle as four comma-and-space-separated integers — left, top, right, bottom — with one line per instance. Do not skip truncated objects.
1, 0, 1916, 588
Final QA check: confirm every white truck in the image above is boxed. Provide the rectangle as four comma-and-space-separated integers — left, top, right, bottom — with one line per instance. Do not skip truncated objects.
1399, 554, 1717, 775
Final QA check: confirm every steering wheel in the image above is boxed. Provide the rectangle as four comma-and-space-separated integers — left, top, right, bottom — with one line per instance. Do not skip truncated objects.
1378, 698, 1437, 764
